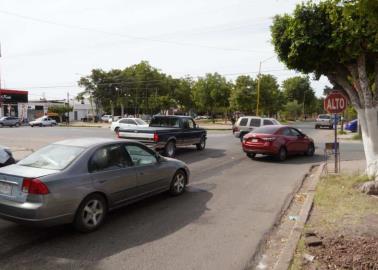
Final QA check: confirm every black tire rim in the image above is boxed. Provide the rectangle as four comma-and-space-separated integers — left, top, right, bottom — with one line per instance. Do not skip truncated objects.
280, 148, 286, 160
200, 137, 206, 149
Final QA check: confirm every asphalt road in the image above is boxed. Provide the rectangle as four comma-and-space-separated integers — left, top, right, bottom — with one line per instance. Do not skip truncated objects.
0, 122, 364, 270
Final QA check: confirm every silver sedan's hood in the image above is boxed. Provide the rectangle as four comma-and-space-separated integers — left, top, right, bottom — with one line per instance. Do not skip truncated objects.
0, 164, 59, 178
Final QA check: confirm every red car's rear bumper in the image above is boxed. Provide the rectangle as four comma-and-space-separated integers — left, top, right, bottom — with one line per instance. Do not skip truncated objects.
242, 141, 279, 155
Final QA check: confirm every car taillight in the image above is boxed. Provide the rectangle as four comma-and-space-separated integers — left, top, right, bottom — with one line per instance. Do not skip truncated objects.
262, 137, 276, 142
153, 132, 159, 142
22, 178, 49, 195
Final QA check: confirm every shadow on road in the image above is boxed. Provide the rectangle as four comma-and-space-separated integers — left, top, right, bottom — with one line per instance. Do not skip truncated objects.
248, 153, 324, 165
0, 187, 213, 269
174, 147, 227, 164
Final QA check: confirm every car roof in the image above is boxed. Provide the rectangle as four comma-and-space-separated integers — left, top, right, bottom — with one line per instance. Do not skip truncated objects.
152, 115, 191, 118
54, 138, 118, 148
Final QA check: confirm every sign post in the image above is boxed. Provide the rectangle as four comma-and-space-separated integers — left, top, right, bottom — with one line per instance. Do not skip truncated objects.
324, 91, 348, 173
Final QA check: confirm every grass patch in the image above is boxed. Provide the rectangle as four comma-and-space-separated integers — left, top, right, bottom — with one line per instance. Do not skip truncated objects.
352, 133, 362, 140
313, 174, 377, 230
338, 130, 347, 135
289, 237, 306, 270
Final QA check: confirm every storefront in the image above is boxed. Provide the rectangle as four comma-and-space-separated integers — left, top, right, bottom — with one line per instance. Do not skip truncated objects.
0, 89, 28, 119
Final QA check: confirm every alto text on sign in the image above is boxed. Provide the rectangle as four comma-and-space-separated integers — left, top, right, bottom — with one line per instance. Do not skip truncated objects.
324, 91, 348, 114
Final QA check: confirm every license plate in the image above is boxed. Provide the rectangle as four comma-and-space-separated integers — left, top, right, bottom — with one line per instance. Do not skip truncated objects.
0, 182, 12, 195
252, 139, 258, 143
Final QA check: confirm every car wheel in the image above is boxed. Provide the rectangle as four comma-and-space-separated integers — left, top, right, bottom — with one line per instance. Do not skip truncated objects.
114, 127, 120, 134
276, 147, 287, 161
15, 123, 20, 127
74, 193, 107, 233
0, 123, 3, 128
196, 136, 206, 150
246, 153, 256, 159
39, 123, 43, 127
315, 125, 318, 129
164, 140, 176, 158
169, 170, 187, 196
305, 144, 315, 156
329, 125, 333, 130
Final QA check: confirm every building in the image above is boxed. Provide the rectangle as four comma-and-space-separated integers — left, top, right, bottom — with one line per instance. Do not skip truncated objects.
0, 89, 28, 119
27, 99, 65, 121
69, 98, 97, 122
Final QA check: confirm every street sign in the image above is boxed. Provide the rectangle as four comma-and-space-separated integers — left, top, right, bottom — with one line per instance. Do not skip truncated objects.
324, 91, 348, 114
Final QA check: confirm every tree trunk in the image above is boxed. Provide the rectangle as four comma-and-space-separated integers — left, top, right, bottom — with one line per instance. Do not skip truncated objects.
121, 104, 124, 117
357, 107, 378, 179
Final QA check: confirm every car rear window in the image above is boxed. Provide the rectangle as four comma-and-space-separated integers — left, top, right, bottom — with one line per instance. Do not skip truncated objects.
150, 117, 180, 127
239, 118, 248, 126
18, 144, 84, 170
263, 119, 274, 125
319, 115, 331, 119
249, 118, 261, 127
251, 126, 280, 134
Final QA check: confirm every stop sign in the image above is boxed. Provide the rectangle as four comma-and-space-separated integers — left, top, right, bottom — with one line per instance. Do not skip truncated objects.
324, 91, 348, 114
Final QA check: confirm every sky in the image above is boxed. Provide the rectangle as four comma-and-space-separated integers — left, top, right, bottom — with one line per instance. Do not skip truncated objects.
0, 0, 331, 101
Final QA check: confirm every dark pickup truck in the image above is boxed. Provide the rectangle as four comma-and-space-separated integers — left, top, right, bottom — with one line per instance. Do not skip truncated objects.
118, 115, 207, 157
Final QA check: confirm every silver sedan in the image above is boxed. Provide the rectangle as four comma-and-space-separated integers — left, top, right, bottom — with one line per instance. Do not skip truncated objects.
0, 138, 190, 232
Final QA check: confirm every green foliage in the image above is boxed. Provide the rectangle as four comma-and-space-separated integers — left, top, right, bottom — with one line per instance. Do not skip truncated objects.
258, 74, 285, 116
48, 105, 73, 115
282, 100, 302, 120
192, 73, 231, 115
229, 75, 255, 113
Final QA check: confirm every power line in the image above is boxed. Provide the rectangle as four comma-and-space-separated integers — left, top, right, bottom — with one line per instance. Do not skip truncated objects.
14, 68, 289, 90
0, 9, 270, 54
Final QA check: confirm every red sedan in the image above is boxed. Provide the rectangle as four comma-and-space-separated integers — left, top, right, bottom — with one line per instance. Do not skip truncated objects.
242, 125, 315, 161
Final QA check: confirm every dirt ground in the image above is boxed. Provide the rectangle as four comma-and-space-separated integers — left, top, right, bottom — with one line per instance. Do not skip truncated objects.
293, 174, 378, 270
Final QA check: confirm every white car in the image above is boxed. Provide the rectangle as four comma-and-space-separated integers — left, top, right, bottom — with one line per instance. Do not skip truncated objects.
110, 118, 148, 133
29, 116, 57, 127
101, 115, 112, 122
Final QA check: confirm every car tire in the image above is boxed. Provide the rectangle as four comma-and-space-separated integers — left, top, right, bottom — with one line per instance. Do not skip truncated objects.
0, 123, 3, 128
305, 143, 315, 156
315, 125, 318, 129
246, 153, 256, 159
74, 193, 107, 233
15, 123, 20, 127
169, 170, 187, 196
39, 123, 43, 127
276, 147, 287, 161
196, 136, 206, 151
164, 140, 176, 158
114, 127, 120, 134
329, 125, 333, 130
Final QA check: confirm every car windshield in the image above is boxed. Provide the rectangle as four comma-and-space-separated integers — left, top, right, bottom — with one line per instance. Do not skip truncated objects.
149, 117, 180, 127
18, 144, 84, 170
251, 126, 281, 134
319, 115, 330, 119
0, 117, 6, 121
135, 119, 147, 125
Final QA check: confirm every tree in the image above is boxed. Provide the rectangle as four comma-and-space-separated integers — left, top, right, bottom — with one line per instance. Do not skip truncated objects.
282, 76, 317, 115
271, 0, 378, 179
258, 74, 284, 116
229, 75, 256, 114
192, 73, 231, 119
48, 105, 73, 123
282, 100, 302, 120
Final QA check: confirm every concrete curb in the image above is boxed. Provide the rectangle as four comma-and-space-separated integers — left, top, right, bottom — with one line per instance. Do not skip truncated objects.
273, 163, 326, 270
246, 165, 318, 269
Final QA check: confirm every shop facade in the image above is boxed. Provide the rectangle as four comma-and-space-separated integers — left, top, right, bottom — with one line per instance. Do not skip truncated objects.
0, 89, 28, 120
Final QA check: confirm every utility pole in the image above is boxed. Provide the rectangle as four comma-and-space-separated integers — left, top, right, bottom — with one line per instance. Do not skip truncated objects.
303, 91, 306, 119
256, 61, 262, 116
66, 92, 70, 125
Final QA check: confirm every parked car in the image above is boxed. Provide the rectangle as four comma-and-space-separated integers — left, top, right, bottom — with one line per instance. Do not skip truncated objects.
233, 116, 281, 141
0, 146, 15, 167
242, 125, 315, 161
108, 116, 121, 123
315, 114, 333, 129
0, 138, 190, 232
101, 115, 112, 123
0, 117, 21, 127
344, 119, 358, 132
110, 118, 148, 133
195, 115, 210, 120
118, 115, 207, 157
29, 116, 57, 127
